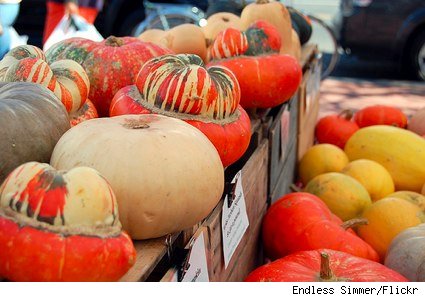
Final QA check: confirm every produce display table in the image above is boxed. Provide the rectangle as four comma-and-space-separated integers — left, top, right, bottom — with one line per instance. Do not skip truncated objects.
119, 44, 322, 282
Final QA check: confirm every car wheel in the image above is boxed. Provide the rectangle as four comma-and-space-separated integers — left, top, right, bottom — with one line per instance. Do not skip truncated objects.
408, 31, 425, 81
118, 9, 146, 37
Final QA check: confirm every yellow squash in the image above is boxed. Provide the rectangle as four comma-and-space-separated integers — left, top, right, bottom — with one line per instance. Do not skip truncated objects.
357, 197, 425, 260
384, 191, 425, 210
345, 125, 425, 192
304, 172, 372, 221
298, 144, 349, 185
341, 159, 395, 202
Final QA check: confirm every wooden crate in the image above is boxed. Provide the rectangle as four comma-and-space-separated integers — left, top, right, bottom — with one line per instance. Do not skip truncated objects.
204, 139, 269, 281
266, 96, 298, 202
270, 140, 298, 203
297, 45, 321, 161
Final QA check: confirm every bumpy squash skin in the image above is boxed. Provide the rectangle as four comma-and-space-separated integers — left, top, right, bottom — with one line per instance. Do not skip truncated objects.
305, 172, 372, 221
345, 125, 425, 192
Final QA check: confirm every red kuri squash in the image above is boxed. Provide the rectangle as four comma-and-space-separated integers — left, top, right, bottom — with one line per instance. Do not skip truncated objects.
315, 110, 359, 149
354, 105, 407, 128
262, 192, 379, 261
245, 249, 407, 282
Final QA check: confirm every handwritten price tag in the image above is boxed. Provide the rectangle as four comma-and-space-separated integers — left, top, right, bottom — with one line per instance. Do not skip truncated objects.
222, 170, 249, 269
181, 231, 210, 282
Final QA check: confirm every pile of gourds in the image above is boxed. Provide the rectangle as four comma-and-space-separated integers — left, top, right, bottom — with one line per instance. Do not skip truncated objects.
0, 0, 304, 282
247, 104, 425, 282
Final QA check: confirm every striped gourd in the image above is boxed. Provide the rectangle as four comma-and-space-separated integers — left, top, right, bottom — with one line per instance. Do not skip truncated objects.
0, 45, 89, 113
110, 54, 251, 167
210, 28, 248, 60
136, 54, 239, 120
0, 161, 136, 281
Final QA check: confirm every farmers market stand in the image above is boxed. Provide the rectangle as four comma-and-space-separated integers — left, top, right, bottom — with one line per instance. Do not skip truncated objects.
119, 44, 321, 282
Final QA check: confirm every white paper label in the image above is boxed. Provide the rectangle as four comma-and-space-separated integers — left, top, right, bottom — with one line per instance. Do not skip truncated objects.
181, 232, 209, 282
221, 170, 249, 269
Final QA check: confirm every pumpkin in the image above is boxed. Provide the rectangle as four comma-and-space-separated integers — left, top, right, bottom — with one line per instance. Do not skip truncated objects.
262, 192, 379, 261
240, 0, 292, 56
138, 24, 208, 63
202, 12, 244, 41
109, 54, 251, 167
408, 107, 425, 136
357, 197, 425, 260
208, 54, 301, 108
0, 45, 89, 113
70, 98, 98, 127
298, 144, 349, 185
0, 162, 136, 281
245, 20, 281, 56
50, 114, 224, 240
245, 249, 407, 282
385, 223, 425, 281
354, 105, 408, 128
0, 82, 70, 184
385, 191, 425, 209
345, 125, 425, 192
209, 28, 248, 60
315, 110, 359, 149
341, 159, 395, 202
305, 172, 372, 221
45, 36, 171, 116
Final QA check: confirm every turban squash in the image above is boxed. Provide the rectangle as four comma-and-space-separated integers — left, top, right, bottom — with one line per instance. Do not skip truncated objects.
0, 162, 136, 281
207, 23, 301, 109
0, 45, 89, 114
110, 54, 251, 167
46, 36, 171, 116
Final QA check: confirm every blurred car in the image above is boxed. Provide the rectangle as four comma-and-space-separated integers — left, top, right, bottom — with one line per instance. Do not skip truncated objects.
333, 0, 425, 80
13, 0, 208, 48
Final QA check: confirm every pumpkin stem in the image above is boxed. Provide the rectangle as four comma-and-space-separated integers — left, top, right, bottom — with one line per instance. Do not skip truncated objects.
222, 17, 230, 22
341, 218, 369, 230
122, 118, 150, 129
319, 253, 334, 281
338, 109, 354, 121
256, 0, 270, 4
205, 38, 213, 48
105, 36, 124, 47
290, 184, 302, 192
